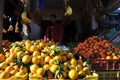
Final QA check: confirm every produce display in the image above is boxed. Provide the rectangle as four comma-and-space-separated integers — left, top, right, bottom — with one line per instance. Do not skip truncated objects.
74, 36, 120, 60
0, 40, 95, 79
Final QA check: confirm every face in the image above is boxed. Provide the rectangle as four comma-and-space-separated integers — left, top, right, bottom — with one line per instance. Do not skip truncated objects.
50, 16, 56, 23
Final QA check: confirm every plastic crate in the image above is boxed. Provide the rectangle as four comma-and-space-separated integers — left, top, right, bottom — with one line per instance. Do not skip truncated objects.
98, 71, 120, 80
29, 73, 44, 80
83, 73, 98, 80
89, 59, 120, 71
14, 73, 28, 80
29, 73, 98, 80
0, 76, 15, 80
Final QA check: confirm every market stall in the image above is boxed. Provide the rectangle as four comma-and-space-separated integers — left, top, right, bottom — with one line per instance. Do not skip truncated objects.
0, 0, 120, 80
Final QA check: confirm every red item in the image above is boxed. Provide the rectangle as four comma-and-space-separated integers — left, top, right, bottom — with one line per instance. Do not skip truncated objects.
44, 23, 64, 42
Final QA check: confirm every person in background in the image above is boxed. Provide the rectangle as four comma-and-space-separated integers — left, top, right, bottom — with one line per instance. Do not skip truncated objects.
29, 9, 43, 40
4, 0, 20, 42
62, 15, 77, 45
44, 14, 64, 43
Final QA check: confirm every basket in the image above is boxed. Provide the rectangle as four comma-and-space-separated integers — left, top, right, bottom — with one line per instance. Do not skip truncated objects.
98, 71, 120, 80
89, 59, 120, 71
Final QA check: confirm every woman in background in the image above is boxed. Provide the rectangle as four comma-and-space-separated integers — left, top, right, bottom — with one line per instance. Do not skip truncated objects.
29, 9, 43, 40
44, 14, 64, 43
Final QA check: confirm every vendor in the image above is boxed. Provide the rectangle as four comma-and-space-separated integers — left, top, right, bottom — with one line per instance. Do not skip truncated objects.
44, 14, 64, 43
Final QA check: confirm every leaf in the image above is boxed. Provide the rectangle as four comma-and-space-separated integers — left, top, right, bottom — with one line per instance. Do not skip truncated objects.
54, 69, 60, 79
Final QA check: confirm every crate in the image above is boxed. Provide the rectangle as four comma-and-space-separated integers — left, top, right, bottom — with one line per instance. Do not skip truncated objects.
83, 73, 98, 80
0, 76, 15, 80
89, 59, 120, 71
29, 73, 98, 80
29, 73, 44, 80
98, 71, 120, 80
14, 73, 28, 80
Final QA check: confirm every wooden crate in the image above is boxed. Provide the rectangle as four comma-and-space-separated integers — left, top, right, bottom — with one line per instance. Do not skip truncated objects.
89, 59, 120, 71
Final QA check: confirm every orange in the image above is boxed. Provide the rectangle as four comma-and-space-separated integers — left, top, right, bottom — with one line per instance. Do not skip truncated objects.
30, 45, 38, 52
15, 71, 24, 76
0, 62, 7, 70
62, 71, 67, 78
49, 59, 56, 65
53, 55, 62, 61
5, 66, 14, 73
10, 70, 17, 76
70, 58, 77, 65
17, 51, 24, 58
32, 57, 40, 64
22, 55, 31, 64
50, 64, 58, 74
106, 56, 111, 60
83, 67, 91, 74
43, 64, 50, 70
44, 56, 51, 63
19, 66, 28, 74
0, 54, 6, 62
37, 68, 45, 76
78, 70, 85, 76
62, 55, 67, 62
33, 51, 40, 57
50, 45, 56, 49
14, 47, 21, 53
30, 64, 39, 74
113, 55, 118, 59
0, 71, 10, 79
76, 64, 83, 71
67, 53, 73, 59
14, 65, 19, 71
5, 57, 12, 65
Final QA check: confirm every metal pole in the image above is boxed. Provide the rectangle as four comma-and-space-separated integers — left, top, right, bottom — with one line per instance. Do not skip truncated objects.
0, 0, 4, 53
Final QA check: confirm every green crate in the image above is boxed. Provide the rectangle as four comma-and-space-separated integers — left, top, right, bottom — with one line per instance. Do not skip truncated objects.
98, 71, 120, 80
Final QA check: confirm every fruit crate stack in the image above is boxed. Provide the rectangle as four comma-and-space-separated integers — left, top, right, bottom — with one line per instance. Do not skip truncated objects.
74, 36, 120, 71
89, 59, 120, 71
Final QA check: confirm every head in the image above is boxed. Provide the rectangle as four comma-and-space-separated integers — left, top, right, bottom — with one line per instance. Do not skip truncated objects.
33, 9, 43, 24
50, 14, 56, 24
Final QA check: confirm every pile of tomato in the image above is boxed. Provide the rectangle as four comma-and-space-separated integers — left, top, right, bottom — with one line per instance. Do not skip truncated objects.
74, 36, 120, 60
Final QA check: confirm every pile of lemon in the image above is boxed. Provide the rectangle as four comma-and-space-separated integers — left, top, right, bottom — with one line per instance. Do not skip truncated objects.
0, 40, 91, 79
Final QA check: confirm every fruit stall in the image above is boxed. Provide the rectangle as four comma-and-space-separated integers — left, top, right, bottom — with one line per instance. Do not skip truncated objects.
0, 36, 120, 80
0, 0, 120, 80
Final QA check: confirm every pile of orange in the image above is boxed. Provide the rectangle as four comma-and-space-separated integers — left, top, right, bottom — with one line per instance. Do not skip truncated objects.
0, 40, 92, 79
